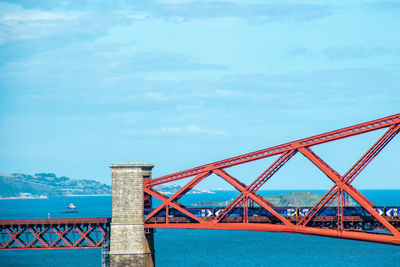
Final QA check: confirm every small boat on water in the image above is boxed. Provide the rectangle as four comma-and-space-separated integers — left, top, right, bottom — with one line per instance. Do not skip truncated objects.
60, 203, 79, 213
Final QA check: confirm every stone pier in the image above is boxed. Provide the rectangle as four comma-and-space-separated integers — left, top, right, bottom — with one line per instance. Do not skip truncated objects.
109, 163, 155, 267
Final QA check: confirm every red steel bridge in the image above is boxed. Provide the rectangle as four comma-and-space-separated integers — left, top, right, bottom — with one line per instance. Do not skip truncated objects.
1, 113, 400, 250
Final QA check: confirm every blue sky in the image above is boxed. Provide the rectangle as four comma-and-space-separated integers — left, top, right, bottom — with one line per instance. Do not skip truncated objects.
0, 0, 399, 190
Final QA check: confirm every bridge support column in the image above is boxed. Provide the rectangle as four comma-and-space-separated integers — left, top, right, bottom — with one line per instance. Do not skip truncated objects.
109, 163, 155, 267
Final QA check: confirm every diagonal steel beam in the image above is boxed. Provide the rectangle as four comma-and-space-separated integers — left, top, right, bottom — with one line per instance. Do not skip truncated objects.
298, 147, 373, 219
212, 168, 274, 222
299, 147, 400, 237
144, 187, 204, 223
27, 226, 49, 248
4, 227, 24, 248
248, 150, 297, 192
213, 152, 295, 222
144, 172, 211, 221
326, 123, 400, 207
147, 114, 400, 187
73, 225, 96, 247
298, 124, 400, 226
214, 192, 245, 222
51, 225, 73, 248
299, 147, 374, 210
344, 124, 400, 185
213, 169, 293, 225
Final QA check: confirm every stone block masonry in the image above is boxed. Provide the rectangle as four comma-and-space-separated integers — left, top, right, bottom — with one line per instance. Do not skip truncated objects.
109, 163, 155, 267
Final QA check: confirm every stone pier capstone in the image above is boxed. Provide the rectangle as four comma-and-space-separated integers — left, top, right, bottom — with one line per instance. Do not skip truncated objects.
109, 163, 155, 267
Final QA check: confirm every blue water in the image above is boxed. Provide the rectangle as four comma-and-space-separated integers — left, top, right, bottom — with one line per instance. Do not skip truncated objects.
1, 190, 400, 266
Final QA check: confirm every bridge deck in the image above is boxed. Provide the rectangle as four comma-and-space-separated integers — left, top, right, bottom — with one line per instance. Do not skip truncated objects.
2, 215, 400, 249
146, 215, 400, 227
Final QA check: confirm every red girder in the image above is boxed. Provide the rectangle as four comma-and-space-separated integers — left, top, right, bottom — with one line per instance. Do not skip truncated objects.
2, 114, 400, 250
144, 222, 400, 246
146, 113, 399, 187
0, 218, 110, 250
144, 186, 205, 223
212, 151, 296, 223
299, 124, 400, 226
144, 113, 400, 246
213, 168, 292, 225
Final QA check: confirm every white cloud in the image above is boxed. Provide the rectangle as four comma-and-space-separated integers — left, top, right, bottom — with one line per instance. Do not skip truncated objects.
1, 11, 74, 23
151, 1, 332, 22
0, 9, 81, 43
127, 124, 228, 136
160, 124, 202, 133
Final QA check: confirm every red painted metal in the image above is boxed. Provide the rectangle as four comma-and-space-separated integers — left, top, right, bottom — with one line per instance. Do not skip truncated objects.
0, 218, 110, 250
146, 113, 399, 187
2, 114, 400, 250
144, 113, 400, 246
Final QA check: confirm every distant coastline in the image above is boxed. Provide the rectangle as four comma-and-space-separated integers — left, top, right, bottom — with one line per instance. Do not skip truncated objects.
0, 172, 215, 199
56, 194, 111, 197
0, 193, 48, 200
0, 194, 112, 200
154, 184, 214, 195
0, 173, 111, 198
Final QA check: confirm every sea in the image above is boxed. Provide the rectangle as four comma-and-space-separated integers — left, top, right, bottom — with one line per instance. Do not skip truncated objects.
1, 190, 400, 267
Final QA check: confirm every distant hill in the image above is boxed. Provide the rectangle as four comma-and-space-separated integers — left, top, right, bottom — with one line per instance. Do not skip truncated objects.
192, 192, 356, 207
0, 173, 111, 198
0, 173, 216, 199
265, 192, 325, 207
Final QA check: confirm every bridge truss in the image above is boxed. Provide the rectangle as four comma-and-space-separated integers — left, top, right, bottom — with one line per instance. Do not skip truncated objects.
144, 113, 400, 245
0, 218, 110, 250
1, 114, 399, 249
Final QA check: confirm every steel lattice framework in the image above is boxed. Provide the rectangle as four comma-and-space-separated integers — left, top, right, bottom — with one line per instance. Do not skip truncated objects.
0, 218, 110, 250
144, 113, 400, 245
1, 114, 400, 250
